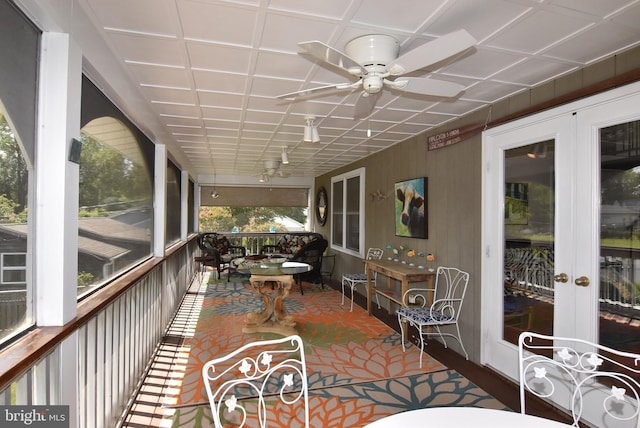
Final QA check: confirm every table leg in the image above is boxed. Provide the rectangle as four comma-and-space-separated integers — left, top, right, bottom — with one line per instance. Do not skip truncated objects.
244, 279, 274, 326
400, 278, 409, 341
243, 274, 297, 336
273, 276, 295, 328
367, 267, 373, 315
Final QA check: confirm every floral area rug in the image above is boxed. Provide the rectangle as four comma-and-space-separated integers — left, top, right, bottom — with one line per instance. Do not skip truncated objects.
166, 273, 446, 409
169, 369, 507, 427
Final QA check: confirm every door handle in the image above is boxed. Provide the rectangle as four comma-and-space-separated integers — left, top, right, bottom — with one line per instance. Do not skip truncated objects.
574, 276, 590, 287
553, 273, 568, 283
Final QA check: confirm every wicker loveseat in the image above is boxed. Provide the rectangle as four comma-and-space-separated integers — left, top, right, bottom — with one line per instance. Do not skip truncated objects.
196, 233, 246, 281
260, 233, 326, 294
260, 233, 323, 256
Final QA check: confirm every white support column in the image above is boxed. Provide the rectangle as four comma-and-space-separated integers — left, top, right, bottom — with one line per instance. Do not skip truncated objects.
181, 170, 189, 241
154, 144, 167, 257
194, 183, 201, 232
34, 32, 81, 428
35, 32, 81, 326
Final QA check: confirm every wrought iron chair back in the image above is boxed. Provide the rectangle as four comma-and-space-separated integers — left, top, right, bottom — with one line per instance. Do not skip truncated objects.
519, 331, 640, 427
202, 335, 309, 428
396, 266, 470, 367
341, 248, 384, 311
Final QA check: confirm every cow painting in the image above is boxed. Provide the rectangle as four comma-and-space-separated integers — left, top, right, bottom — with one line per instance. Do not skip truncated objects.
395, 178, 427, 238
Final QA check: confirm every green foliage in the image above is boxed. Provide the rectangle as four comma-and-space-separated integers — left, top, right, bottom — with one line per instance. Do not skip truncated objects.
602, 169, 640, 204
79, 133, 151, 211
0, 114, 28, 217
0, 194, 27, 223
199, 206, 306, 232
77, 271, 96, 287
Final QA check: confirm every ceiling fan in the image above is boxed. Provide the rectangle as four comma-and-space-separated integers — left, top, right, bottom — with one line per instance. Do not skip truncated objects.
278, 29, 477, 119
258, 159, 290, 182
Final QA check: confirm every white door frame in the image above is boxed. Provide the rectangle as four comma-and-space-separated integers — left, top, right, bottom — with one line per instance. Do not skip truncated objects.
481, 80, 640, 382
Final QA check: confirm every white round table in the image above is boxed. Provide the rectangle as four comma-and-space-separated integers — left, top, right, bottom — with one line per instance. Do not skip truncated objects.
364, 407, 572, 427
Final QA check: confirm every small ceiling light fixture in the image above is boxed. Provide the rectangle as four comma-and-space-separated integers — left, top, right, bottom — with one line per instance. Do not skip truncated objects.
281, 146, 290, 164
527, 143, 547, 159
259, 173, 268, 183
211, 171, 220, 198
303, 116, 320, 143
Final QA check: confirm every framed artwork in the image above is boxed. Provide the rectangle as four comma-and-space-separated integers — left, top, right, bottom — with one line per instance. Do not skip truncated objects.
316, 186, 328, 226
395, 177, 427, 238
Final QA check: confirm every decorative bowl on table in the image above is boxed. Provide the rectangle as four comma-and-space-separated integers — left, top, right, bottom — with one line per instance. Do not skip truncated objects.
268, 257, 288, 265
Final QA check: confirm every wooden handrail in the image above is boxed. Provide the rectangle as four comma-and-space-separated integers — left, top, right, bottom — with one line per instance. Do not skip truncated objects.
0, 236, 193, 390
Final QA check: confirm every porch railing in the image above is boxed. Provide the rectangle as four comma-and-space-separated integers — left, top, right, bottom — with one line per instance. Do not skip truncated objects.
212, 231, 310, 255
504, 246, 640, 318
0, 236, 199, 428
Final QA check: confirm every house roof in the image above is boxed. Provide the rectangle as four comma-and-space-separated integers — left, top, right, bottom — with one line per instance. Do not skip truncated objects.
78, 217, 151, 243
0, 224, 130, 260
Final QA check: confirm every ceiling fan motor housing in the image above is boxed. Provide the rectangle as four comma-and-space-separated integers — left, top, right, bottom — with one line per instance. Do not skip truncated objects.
345, 34, 400, 67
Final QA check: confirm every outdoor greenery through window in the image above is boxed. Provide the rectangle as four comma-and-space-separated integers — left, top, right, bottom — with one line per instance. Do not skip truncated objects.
199, 206, 308, 254
199, 207, 307, 232
77, 118, 153, 297
0, 112, 30, 342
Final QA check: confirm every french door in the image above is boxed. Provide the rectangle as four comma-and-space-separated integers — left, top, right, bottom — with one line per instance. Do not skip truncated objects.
482, 82, 640, 424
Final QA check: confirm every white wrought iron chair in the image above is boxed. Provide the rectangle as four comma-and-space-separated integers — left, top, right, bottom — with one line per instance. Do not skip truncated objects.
519, 331, 640, 428
202, 335, 309, 428
396, 266, 470, 367
341, 247, 384, 311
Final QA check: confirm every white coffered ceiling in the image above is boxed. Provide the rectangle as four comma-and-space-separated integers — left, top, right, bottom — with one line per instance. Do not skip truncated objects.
19, 0, 640, 185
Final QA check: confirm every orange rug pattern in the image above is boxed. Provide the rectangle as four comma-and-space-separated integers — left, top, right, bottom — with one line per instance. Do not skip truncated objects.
170, 274, 446, 408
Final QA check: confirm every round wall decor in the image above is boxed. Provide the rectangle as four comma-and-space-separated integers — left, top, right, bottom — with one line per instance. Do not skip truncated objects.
316, 187, 328, 226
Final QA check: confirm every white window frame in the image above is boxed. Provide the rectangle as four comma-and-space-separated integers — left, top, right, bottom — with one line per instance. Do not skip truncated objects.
1, 252, 27, 285
330, 167, 365, 258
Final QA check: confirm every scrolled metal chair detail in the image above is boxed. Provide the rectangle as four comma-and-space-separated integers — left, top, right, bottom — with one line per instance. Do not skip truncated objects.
519, 331, 640, 427
202, 335, 309, 427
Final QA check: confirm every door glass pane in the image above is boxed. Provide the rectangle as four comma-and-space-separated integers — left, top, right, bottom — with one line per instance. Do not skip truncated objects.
503, 141, 555, 344
599, 119, 640, 356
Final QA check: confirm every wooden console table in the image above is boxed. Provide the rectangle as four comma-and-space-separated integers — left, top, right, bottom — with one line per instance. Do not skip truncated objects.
365, 259, 435, 315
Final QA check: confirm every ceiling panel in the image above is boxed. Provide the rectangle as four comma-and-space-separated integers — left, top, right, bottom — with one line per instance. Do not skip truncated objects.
41, 0, 638, 184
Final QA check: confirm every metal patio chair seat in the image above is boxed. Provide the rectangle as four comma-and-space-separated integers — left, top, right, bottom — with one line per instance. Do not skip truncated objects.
397, 266, 470, 367
341, 248, 384, 311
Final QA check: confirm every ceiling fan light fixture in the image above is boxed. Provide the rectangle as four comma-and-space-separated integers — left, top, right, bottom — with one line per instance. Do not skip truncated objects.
310, 127, 319, 143
527, 143, 547, 159
303, 125, 313, 142
281, 147, 289, 164
303, 116, 320, 143
210, 190, 220, 199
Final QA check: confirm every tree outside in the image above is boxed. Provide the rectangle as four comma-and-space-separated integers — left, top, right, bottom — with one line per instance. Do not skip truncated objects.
199, 206, 307, 232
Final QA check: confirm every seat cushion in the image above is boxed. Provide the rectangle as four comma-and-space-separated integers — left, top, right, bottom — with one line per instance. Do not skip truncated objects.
396, 307, 452, 324
342, 273, 368, 281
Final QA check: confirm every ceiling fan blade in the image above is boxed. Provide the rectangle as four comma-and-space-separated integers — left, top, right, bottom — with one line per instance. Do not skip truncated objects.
298, 41, 365, 75
387, 77, 465, 97
387, 29, 476, 76
354, 92, 380, 119
277, 81, 360, 100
